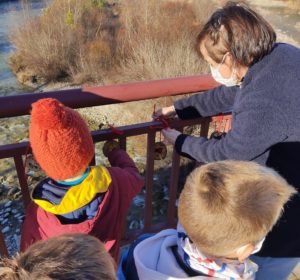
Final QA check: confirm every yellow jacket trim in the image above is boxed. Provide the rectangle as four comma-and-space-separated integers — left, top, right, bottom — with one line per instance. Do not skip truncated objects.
33, 166, 112, 215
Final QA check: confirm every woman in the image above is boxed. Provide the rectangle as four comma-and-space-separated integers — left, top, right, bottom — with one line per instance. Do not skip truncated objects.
155, 2, 300, 279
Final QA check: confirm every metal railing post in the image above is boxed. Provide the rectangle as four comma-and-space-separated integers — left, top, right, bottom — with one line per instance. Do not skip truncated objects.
166, 148, 181, 228
144, 131, 156, 232
119, 137, 127, 151
14, 155, 31, 209
0, 228, 8, 257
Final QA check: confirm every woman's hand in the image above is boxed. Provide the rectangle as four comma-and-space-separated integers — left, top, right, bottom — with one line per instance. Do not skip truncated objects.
152, 105, 176, 119
162, 128, 181, 145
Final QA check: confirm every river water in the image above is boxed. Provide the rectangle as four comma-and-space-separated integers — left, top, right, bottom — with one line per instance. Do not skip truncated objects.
0, 0, 46, 97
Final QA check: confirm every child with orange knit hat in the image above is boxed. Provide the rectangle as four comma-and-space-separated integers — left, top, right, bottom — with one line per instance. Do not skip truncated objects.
20, 98, 144, 262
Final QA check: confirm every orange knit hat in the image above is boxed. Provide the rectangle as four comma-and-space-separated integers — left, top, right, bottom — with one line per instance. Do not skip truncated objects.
29, 98, 94, 181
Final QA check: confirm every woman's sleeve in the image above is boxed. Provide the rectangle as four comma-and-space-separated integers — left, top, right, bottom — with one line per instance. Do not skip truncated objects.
174, 85, 238, 119
175, 98, 288, 162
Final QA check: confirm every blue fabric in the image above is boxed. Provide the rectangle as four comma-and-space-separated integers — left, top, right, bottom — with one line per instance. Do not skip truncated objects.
174, 43, 300, 258
117, 233, 154, 280
56, 168, 90, 186
33, 176, 104, 224
117, 247, 129, 280
250, 256, 300, 280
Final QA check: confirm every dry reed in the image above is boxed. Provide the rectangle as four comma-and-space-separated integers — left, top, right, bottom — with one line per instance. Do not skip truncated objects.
10, 0, 213, 85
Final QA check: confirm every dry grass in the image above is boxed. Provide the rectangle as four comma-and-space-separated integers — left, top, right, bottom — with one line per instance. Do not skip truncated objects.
10, 0, 116, 83
113, 0, 212, 82
283, 0, 300, 12
9, 0, 213, 85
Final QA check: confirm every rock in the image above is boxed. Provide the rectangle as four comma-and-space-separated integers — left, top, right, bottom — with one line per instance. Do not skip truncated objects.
18, 215, 25, 222
5, 175, 14, 184
0, 184, 5, 195
133, 195, 145, 207
1, 218, 8, 225
139, 220, 144, 228
15, 70, 38, 88
26, 170, 35, 177
11, 209, 18, 214
19, 137, 29, 143
4, 201, 12, 208
129, 220, 140, 230
2, 226, 9, 234
3, 212, 9, 218
13, 191, 22, 200
14, 234, 20, 251
7, 186, 19, 196
5, 207, 11, 213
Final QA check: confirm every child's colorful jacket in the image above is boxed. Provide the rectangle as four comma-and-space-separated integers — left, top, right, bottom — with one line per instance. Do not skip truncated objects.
20, 149, 144, 262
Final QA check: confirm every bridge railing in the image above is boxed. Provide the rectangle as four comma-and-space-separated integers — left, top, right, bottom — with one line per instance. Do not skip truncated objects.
0, 74, 231, 256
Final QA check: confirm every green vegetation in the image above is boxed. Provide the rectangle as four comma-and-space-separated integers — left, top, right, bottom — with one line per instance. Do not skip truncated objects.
91, 0, 108, 8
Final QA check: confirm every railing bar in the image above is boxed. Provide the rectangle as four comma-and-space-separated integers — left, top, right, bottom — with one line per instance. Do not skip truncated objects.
224, 115, 232, 132
0, 117, 219, 159
0, 74, 218, 118
166, 132, 182, 228
144, 131, 156, 232
0, 228, 8, 257
200, 118, 211, 137
14, 155, 31, 209
119, 136, 127, 243
92, 118, 206, 140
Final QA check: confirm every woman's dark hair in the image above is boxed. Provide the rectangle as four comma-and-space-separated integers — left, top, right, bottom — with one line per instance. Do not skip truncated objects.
197, 1, 276, 66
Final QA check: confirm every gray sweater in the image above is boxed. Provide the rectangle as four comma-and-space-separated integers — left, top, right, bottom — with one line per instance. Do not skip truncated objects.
174, 43, 300, 257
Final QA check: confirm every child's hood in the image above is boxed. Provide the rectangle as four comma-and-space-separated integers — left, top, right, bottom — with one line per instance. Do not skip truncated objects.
31, 166, 111, 215
133, 229, 213, 280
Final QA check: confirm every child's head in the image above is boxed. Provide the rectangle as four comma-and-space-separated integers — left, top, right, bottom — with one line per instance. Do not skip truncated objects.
178, 161, 296, 260
29, 98, 94, 181
0, 233, 116, 280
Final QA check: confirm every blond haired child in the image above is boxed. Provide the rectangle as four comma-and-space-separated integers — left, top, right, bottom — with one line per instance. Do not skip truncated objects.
119, 161, 296, 280
0, 233, 116, 280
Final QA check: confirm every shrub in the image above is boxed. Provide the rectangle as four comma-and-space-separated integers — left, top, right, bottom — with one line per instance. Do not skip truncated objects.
114, 0, 212, 82
10, 0, 114, 83
285, 0, 300, 12
10, 0, 214, 85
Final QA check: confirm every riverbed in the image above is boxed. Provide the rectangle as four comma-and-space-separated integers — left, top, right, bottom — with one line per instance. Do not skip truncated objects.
0, 0, 47, 97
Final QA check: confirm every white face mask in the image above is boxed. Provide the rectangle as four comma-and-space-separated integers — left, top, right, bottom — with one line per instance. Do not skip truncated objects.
210, 53, 239, 87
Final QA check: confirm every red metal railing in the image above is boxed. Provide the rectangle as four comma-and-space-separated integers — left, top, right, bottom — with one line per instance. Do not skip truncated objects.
0, 74, 231, 256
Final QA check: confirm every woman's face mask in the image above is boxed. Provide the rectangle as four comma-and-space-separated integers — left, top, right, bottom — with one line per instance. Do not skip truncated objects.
210, 53, 239, 87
